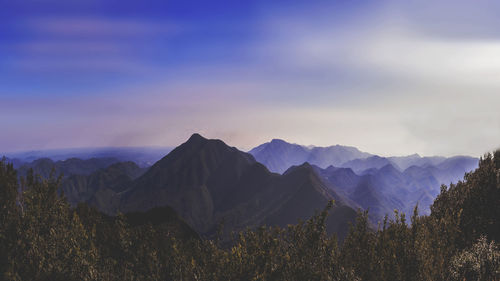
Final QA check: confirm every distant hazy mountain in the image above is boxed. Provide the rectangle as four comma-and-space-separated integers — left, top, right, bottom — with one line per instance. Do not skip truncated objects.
249, 138, 478, 221
387, 154, 446, 171
316, 155, 478, 223
341, 156, 393, 174
109, 134, 358, 239
343, 154, 478, 179
249, 139, 372, 174
17, 157, 121, 179
317, 164, 402, 222
2, 157, 25, 169
431, 156, 479, 184
3, 146, 172, 167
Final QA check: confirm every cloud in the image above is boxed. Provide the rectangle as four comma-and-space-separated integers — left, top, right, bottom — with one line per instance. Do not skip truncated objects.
15, 40, 132, 55
8, 57, 160, 74
261, 18, 500, 87
25, 17, 181, 37
2, 17, 181, 74
2, 1, 500, 157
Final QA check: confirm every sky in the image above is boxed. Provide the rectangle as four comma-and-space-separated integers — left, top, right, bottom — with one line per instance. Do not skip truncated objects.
1, 0, 500, 157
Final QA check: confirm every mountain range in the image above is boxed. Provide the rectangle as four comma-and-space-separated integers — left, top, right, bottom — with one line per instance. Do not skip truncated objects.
250, 139, 478, 220
47, 134, 357, 240
2, 134, 479, 240
249, 139, 372, 174
3, 146, 172, 168
249, 139, 477, 180
17, 157, 122, 179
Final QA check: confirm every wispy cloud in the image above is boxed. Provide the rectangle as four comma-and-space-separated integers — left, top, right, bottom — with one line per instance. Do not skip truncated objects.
15, 40, 132, 55
2, 17, 181, 74
25, 17, 181, 37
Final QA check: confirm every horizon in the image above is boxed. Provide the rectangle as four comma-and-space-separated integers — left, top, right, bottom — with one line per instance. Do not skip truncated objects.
2, 0, 500, 157
0, 133, 480, 159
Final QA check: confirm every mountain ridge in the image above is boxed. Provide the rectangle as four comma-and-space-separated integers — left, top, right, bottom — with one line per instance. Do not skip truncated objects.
249, 139, 372, 174
116, 134, 358, 239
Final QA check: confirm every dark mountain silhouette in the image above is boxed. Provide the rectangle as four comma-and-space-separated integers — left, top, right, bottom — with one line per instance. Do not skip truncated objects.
112, 134, 358, 239
249, 139, 372, 174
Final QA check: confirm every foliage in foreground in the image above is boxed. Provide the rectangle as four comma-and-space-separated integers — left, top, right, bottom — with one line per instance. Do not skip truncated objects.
0, 151, 499, 280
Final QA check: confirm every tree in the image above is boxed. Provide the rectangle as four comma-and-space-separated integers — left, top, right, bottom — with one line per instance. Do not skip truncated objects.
0, 159, 19, 279
450, 236, 500, 281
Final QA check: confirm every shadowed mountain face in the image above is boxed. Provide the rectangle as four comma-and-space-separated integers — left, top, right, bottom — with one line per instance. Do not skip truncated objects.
124, 206, 200, 240
62, 161, 147, 207
109, 134, 358, 239
249, 139, 372, 174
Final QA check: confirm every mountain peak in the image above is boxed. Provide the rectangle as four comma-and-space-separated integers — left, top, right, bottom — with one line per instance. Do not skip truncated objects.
270, 138, 287, 145
283, 162, 314, 175
379, 163, 399, 173
187, 133, 207, 143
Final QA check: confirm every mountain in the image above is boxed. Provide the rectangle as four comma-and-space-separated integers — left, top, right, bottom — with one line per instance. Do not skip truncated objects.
317, 164, 405, 222
249, 140, 478, 221
1, 157, 24, 169
316, 161, 467, 222
431, 156, 479, 184
342, 154, 478, 182
124, 206, 199, 240
341, 156, 393, 174
112, 134, 358, 239
248, 139, 309, 174
249, 139, 372, 174
62, 161, 147, 207
17, 157, 121, 179
3, 146, 172, 167
388, 154, 446, 171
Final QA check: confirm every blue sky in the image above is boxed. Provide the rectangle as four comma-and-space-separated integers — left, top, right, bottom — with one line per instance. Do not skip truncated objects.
1, 0, 500, 156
